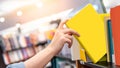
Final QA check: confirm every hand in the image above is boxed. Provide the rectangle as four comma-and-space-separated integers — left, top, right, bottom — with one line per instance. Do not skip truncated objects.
49, 20, 80, 55
24, 20, 80, 68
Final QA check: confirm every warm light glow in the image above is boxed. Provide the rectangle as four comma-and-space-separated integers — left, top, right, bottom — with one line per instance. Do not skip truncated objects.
0, 1, 34, 13
0, 11, 3, 15
0, 17, 5, 23
36, 2, 43, 8
17, 10, 23, 16
16, 23, 21, 28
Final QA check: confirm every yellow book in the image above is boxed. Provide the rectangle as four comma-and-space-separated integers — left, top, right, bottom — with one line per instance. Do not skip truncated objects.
99, 14, 110, 21
80, 49, 87, 62
66, 4, 107, 63
99, 14, 110, 62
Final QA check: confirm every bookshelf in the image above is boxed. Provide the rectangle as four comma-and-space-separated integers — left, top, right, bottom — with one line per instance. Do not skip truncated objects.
0, 29, 48, 65
0, 29, 57, 68
0, 16, 56, 67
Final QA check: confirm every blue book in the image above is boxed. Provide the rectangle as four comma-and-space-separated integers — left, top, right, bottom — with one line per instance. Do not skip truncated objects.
107, 20, 114, 63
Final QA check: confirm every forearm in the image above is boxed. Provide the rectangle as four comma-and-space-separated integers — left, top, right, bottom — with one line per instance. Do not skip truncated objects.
24, 44, 55, 68
24, 20, 80, 68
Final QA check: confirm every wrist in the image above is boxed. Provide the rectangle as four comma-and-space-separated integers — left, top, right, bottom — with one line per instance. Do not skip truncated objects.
46, 44, 56, 56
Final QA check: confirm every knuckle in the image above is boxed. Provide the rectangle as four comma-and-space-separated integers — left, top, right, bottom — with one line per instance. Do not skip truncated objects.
61, 36, 65, 41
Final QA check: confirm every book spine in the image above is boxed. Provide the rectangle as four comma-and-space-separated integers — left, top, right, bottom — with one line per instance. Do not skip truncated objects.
107, 20, 115, 63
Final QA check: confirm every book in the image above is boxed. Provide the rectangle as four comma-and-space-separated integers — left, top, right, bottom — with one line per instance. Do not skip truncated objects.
25, 36, 32, 47
70, 36, 87, 62
8, 36, 16, 50
16, 49, 24, 61
26, 47, 35, 57
8, 51, 15, 63
19, 35, 27, 48
13, 50, 19, 62
107, 19, 115, 63
99, 14, 110, 62
71, 36, 81, 60
66, 4, 107, 63
0, 35, 6, 52
110, 5, 120, 66
3, 35, 12, 51
80, 49, 86, 62
21, 48, 28, 60
2, 52, 10, 65
11, 34, 20, 49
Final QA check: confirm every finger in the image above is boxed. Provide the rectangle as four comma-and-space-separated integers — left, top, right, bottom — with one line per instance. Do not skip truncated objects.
58, 20, 68, 29
68, 38, 73, 48
65, 38, 72, 48
65, 34, 73, 40
64, 34, 73, 48
63, 29, 80, 37
67, 37, 73, 48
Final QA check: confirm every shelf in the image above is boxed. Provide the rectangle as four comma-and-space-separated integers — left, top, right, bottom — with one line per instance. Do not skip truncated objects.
3, 41, 47, 53
76, 60, 120, 68
55, 55, 75, 63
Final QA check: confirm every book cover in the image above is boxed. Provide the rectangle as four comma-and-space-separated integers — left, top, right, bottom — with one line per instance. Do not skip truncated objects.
25, 36, 32, 47
21, 48, 28, 60
8, 51, 15, 63
13, 50, 19, 62
0, 35, 6, 52
8, 36, 16, 50
19, 35, 27, 48
110, 5, 120, 65
66, 4, 107, 63
107, 19, 115, 63
2, 53, 10, 65
11, 34, 20, 49
17, 50, 24, 60
71, 36, 81, 60
80, 49, 86, 62
3, 35, 12, 51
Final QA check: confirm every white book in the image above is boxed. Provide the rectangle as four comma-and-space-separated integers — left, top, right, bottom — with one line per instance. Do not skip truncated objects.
2, 53, 10, 65
71, 36, 81, 60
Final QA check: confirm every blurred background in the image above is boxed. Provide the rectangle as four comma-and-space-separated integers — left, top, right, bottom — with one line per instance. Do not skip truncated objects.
0, 0, 111, 68
0, 0, 106, 31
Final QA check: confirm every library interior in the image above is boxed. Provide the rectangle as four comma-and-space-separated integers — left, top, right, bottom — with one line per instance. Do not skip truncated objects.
0, 0, 120, 68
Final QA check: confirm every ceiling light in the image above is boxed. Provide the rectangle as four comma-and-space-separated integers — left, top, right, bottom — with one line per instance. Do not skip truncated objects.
17, 10, 23, 16
0, 17, 5, 23
0, 1, 33, 14
36, 2, 43, 8
16, 23, 21, 28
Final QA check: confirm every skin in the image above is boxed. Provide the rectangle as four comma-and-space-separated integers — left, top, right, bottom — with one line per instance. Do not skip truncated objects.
24, 20, 80, 68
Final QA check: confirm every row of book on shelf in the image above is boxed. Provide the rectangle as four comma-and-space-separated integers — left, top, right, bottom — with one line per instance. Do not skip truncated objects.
2, 46, 45, 65
0, 28, 55, 65
0, 29, 55, 52
66, 3, 118, 66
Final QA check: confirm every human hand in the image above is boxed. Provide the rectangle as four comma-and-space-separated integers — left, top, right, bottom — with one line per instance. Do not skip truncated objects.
49, 20, 80, 55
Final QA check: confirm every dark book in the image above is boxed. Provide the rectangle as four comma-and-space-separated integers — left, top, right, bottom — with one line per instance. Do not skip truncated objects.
8, 37, 16, 50
0, 35, 6, 52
